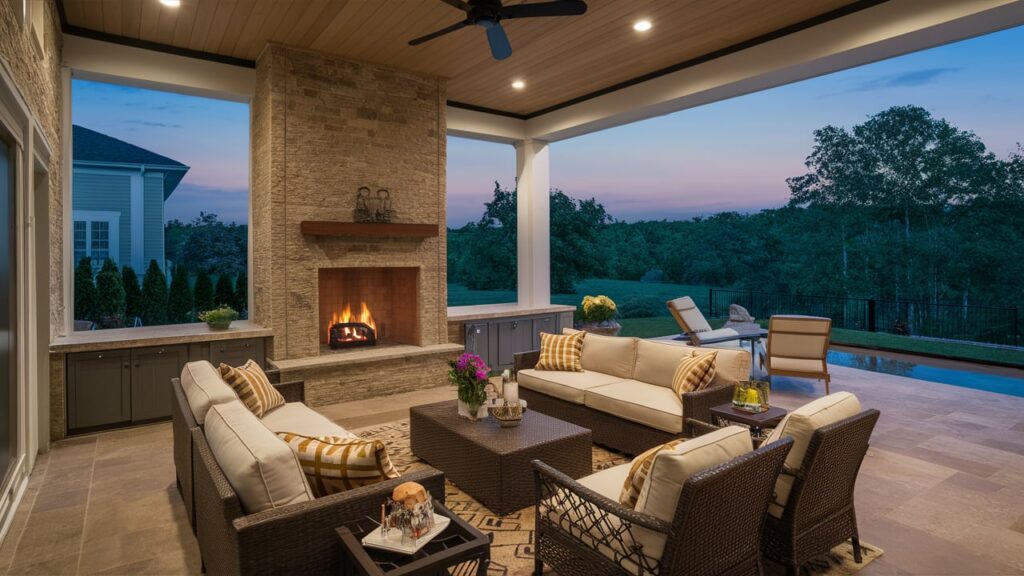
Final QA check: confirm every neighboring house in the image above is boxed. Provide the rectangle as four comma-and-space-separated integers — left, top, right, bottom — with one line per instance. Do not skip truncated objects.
72, 125, 189, 273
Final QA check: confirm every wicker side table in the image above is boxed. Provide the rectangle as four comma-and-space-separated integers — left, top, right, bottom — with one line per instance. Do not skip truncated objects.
410, 400, 592, 515
336, 501, 491, 576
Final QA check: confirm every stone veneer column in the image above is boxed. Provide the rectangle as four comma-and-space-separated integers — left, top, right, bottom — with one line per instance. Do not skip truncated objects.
250, 45, 448, 361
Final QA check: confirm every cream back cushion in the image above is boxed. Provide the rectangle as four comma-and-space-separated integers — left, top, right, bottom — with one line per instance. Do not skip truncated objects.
181, 360, 237, 425
764, 392, 861, 515
668, 296, 713, 333
580, 333, 637, 379
633, 426, 753, 560
633, 340, 694, 388
204, 401, 313, 514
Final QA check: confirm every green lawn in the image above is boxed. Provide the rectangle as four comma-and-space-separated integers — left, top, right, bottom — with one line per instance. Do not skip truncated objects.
450, 280, 1024, 368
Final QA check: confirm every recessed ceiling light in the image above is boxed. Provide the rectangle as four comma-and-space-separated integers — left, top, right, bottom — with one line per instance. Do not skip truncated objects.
159, 0, 181, 7
511, 79, 526, 90
633, 20, 652, 32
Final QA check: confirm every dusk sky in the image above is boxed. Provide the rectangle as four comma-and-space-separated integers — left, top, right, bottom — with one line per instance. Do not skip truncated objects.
448, 24, 1024, 226
72, 24, 1023, 228
72, 79, 250, 224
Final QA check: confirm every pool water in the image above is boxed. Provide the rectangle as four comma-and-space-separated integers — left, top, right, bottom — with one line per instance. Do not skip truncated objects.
827, 350, 1024, 398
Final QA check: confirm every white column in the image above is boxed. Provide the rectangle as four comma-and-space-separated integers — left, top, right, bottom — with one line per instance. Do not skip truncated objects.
514, 139, 551, 308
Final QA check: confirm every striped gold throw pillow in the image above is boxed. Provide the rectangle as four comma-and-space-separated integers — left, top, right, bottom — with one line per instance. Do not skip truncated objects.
619, 438, 686, 508
535, 331, 585, 372
276, 433, 400, 497
219, 360, 285, 418
670, 351, 718, 397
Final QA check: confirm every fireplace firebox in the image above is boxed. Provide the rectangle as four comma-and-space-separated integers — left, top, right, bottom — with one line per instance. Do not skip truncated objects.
318, 267, 419, 352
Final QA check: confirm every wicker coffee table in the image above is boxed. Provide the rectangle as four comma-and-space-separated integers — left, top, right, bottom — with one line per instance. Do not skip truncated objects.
410, 400, 592, 515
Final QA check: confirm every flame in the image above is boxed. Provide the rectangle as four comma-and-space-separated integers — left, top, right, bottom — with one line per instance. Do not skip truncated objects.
328, 302, 377, 344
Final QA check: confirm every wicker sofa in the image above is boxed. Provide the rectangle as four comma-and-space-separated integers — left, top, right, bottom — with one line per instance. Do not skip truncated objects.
514, 333, 750, 455
171, 361, 445, 575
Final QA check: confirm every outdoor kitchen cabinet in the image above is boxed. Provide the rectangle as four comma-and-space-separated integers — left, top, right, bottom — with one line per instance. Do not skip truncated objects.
65, 337, 267, 434
463, 313, 562, 371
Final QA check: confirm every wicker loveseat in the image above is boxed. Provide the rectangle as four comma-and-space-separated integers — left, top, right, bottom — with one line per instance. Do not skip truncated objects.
514, 333, 750, 455
171, 361, 445, 575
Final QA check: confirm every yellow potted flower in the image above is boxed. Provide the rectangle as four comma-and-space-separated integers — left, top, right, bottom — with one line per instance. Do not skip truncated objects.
576, 295, 621, 337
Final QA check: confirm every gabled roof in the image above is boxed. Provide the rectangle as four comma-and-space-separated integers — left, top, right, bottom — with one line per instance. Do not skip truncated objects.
72, 125, 189, 197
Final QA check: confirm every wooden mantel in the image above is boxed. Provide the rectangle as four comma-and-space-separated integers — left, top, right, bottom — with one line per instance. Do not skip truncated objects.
300, 221, 439, 238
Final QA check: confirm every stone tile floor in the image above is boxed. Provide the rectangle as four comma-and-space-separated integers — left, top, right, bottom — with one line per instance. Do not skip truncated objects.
1, 363, 1022, 574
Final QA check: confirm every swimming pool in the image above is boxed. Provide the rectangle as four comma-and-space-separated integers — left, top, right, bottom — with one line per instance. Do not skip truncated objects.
827, 349, 1024, 398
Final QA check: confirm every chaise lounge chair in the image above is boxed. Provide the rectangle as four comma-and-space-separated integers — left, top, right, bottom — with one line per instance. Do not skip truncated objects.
667, 296, 767, 373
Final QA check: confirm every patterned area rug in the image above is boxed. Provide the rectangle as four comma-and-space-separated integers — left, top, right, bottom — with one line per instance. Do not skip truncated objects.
353, 420, 882, 575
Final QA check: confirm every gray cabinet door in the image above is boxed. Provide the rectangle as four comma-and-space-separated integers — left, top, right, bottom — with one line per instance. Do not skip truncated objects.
210, 338, 265, 368
532, 314, 558, 349
67, 350, 131, 432
495, 318, 534, 370
130, 344, 188, 422
463, 323, 490, 365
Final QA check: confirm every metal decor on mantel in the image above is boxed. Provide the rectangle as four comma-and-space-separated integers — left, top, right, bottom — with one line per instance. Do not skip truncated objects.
355, 186, 395, 223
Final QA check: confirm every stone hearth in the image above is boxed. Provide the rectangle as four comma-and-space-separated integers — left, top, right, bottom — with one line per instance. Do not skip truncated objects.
251, 45, 460, 404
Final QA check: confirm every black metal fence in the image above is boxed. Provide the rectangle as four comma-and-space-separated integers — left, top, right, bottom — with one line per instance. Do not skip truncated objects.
707, 289, 1021, 347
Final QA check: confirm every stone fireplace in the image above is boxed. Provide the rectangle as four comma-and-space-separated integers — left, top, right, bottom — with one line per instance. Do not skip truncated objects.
250, 45, 461, 406
318, 267, 419, 350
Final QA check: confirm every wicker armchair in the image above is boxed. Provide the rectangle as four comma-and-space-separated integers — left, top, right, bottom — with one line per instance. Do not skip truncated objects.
688, 409, 880, 575
762, 409, 880, 576
532, 437, 794, 576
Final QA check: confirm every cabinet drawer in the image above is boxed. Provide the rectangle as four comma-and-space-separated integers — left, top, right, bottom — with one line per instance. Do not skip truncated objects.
209, 338, 265, 368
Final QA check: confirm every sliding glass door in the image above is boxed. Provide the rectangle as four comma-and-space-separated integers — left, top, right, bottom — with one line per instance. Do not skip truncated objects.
0, 137, 16, 485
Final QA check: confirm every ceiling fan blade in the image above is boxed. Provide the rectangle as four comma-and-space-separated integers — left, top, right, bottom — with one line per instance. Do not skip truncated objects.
501, 0, 587, 19
439, 0, 471, 11
483, 21, 512, 60
409, 19, 470, 46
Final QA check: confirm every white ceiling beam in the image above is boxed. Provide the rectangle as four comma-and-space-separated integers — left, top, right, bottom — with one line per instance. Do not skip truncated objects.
446, 105, 526, 144
526, 0, 1024, 142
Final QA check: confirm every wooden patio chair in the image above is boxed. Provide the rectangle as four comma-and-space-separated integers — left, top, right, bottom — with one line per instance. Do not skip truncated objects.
765, 315, 832, 394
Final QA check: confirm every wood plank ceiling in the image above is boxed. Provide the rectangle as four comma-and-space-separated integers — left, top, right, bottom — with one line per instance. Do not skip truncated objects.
60, 0, 869, 117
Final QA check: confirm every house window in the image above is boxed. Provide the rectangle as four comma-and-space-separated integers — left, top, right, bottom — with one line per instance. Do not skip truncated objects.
72, 213, 120, 269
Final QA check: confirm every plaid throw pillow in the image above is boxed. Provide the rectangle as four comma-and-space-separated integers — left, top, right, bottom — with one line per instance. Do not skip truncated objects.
619, 438, 687, 508
670, 351, 717, 397
276, 433, 400, 497
535, 331, 585, 372
219, 360, 285, 418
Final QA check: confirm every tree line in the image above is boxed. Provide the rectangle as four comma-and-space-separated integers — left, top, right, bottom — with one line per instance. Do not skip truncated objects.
448, 106, 1024, 310
75, 258, 246, 329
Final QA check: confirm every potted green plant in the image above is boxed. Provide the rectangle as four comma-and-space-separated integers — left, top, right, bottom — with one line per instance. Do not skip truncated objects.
199, 306, 239, 330
576, 294, 621, 336
447, 352, 490, 421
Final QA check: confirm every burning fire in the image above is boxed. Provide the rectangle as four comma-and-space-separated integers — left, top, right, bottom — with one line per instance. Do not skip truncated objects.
328, 302, 377, 344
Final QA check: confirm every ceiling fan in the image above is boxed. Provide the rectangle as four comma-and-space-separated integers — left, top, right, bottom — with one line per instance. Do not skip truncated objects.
409, 0, 588, 61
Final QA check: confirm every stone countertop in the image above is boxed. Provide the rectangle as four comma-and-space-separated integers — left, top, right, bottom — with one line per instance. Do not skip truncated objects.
50, 320, 274, 354
447, 303, 576, 322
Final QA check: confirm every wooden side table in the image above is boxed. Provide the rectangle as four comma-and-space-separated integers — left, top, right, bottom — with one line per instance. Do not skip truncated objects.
709, 403, 787, 439
336, 501, 491, 576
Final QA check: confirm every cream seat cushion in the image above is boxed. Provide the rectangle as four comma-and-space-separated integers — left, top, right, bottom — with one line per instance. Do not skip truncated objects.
584, 380, 683, 434
634, 425, 753, 561
667, 296, 713, 333
633, 340, 693, 389
578, 463, 631, 497
769, 357, 826, 374
580, 333, 637, 379
204, 401, 313, 514
764, 392, 861, 518
180, 360, 237, 425
261, 402, 355, 439
517, 369, 625, 405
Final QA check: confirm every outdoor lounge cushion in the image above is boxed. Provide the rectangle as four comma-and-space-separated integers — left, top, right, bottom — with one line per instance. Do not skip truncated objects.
769, 357, 825, 374
276, 433, 399, 497
633, 340, 694, 388
517, 369, 625, 405
261, 402, 356, 438
764, 391, 862, 517
180, 360, 237, 425
579, 463, 631, 498
576, 331, 637, 379
688, 344, 749, 387
667, 296, 714, 333
220, 360, 285, 418
670, 351, 717, 396
204, 401, 313, 514
584, 380, 683, 434
634, 425, 753, 561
